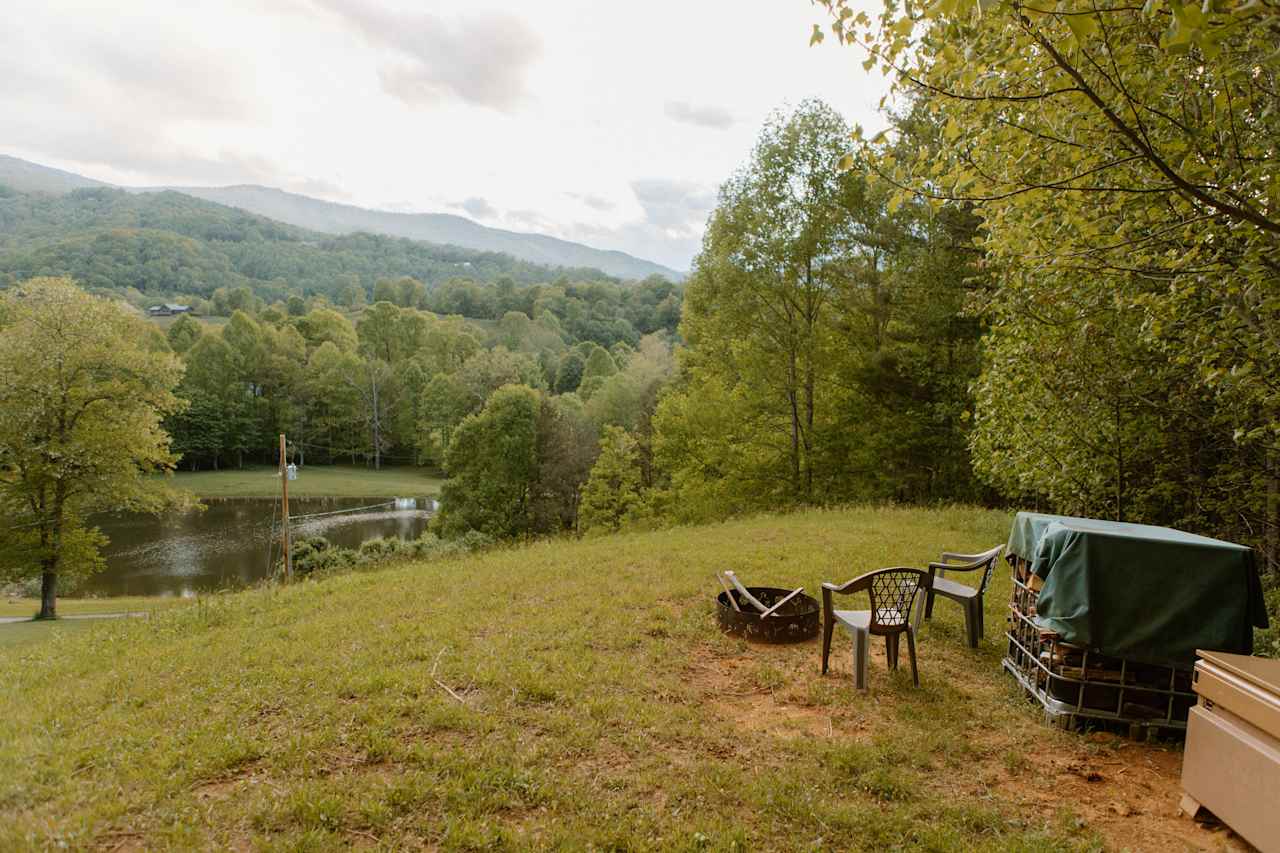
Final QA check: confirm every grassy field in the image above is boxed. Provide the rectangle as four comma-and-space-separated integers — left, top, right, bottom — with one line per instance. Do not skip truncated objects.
0, 506, 1210, 850
0, 596, 192, 620
166, 464, 444, 498
0, 597, 196, 649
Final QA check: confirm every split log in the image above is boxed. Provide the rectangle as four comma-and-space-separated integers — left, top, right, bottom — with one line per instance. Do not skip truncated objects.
715, 573, 741, 612
723, 571, 769, 613
759, 587, 804, 619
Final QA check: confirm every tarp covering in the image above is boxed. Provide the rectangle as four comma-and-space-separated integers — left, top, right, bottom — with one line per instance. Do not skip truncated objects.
1007, 512, 1269, 667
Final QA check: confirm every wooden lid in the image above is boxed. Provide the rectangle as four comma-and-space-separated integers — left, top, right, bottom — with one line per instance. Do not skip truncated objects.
1197, 649, 1280, 695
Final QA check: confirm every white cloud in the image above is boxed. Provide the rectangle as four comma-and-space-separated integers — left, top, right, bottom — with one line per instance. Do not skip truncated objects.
664, 100, 735, 130
312, 0, 542, 111
450, 197, 498, 219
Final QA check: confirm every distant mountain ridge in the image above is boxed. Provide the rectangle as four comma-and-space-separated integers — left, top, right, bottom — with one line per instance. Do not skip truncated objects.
0, 155, 683, 281
0, 156, 109, 195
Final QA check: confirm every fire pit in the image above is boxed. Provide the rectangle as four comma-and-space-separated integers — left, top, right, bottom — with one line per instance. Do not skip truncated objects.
715, 583, 820, 643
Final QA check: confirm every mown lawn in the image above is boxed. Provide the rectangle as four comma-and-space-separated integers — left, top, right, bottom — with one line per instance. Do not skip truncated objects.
0, 506, 1203, 850
0, 598, 195, 649
0, 596, 192, 620
165, 464, 444, 498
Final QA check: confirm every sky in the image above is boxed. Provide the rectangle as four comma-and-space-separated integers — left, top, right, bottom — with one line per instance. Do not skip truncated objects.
0, 0, 889, 272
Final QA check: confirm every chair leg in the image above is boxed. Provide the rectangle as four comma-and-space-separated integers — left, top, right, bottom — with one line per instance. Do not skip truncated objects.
977, 595, 985, 640
924, 589, 935, 619
912, 593, 925, 634
906, 628, 919, 687
822, 615, 834, 674
965, 600, 980, 648
853, 627, 868, 690
886, 633, 900, 670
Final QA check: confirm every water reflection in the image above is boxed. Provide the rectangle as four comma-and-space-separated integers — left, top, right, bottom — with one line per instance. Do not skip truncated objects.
87, 497, 432, 597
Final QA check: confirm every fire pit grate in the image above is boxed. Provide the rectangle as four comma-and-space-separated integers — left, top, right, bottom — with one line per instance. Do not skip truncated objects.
714, 572, 819, 643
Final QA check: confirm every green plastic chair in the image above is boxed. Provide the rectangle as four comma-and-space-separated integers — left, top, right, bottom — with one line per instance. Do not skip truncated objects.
913, 545, 1004, 648
821, 567, 928, 689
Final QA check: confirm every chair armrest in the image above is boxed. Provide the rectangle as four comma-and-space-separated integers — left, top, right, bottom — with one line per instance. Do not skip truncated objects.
822, 571, 877, 595
941, 551, 987, 562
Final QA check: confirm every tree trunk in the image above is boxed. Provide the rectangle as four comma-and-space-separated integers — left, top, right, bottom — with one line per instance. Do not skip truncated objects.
37, 568, 57, 620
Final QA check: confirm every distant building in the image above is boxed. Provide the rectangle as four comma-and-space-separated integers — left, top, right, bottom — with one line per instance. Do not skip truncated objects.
147, 303, 192, 317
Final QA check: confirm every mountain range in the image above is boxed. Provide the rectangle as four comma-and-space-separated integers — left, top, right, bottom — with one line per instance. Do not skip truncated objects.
0, 156, 683, 281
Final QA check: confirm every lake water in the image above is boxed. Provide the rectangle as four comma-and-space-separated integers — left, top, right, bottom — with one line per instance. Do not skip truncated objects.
84, 497, 433, 597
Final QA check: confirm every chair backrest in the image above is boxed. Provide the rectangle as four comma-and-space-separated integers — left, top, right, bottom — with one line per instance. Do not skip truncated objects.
824, 567, 927, 633
938, 545, 1004, 595
867, 569, 926, 629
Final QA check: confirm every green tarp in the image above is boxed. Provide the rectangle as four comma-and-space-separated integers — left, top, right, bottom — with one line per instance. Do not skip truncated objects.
1007, 512, 1269, 667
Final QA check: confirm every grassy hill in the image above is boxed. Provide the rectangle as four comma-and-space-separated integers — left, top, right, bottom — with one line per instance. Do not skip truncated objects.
0, 506, 1205, 850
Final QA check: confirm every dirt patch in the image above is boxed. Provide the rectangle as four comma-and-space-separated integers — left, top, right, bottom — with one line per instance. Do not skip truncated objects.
685, 641, 873, 740
991, 736, 1251, 852
684, 637, 1252, 852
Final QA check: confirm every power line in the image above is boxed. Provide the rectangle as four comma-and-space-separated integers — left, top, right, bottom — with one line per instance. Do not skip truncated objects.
289, 500, 398, 521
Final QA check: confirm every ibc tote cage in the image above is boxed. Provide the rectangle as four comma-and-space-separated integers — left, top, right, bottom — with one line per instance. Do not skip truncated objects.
1003, 555, 1196, 736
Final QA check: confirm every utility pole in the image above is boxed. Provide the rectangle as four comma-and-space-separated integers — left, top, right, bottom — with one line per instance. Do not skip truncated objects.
279, 433, 292, 582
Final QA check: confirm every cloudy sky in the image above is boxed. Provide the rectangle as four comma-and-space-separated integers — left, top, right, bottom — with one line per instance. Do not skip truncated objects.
0, 0, 888, 271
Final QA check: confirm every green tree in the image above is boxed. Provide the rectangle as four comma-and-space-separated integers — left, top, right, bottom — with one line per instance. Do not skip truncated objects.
659, 101, 863, 509
436, 385, 542, 538
554, 350, 586, 394
0, 279, 189, 618
295, 307, 358, 353
579, 426, 646, 534
531, 395, 598, 533
166, 314, 204, 354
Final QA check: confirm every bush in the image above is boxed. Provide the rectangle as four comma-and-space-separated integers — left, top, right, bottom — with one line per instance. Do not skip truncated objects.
357, 538, 403, 561
284, 529, 496, 583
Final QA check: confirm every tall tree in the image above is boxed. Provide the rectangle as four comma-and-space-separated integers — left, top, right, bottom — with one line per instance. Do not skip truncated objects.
0, 279, 189, 618
436, 384, 542, 538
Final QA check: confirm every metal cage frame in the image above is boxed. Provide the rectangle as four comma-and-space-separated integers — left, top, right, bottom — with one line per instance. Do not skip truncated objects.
1002, 557, 1196, 735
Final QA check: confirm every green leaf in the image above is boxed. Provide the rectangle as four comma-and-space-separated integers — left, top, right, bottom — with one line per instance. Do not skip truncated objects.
1064, 12, 1099, 40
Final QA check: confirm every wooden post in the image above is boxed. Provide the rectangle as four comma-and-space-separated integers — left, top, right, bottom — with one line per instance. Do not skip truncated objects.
280, 433, 292, 582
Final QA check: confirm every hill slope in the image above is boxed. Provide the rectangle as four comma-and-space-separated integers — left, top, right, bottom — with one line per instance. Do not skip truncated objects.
144, 184, 685, 281
0, 155, 683, 281
0, 155, 108, 195
0, 186, 616, 299
0, 505, 1208, 850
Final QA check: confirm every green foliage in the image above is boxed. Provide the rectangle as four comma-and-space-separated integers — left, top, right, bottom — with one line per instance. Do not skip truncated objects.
653, 101, 983, 523
579, 427, 646, 534
165, 314, 204, 354
0, 278, 191, 616
819, 0, 1280, 565
437, 385, 543, 539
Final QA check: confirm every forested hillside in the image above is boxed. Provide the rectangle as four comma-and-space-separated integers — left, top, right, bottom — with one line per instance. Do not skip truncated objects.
142, 184, 684, 281
0, 186, 620, 305
0, 155, 683, 281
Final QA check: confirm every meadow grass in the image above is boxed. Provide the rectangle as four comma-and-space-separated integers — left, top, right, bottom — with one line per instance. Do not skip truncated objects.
0, 505, 1113, 850
165, 464, 444, 498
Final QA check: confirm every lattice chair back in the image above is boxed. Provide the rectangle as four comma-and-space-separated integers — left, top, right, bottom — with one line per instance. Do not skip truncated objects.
868, 569, 926, 629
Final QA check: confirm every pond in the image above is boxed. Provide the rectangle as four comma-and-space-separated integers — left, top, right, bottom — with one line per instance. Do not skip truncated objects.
84, 497, 433, 597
